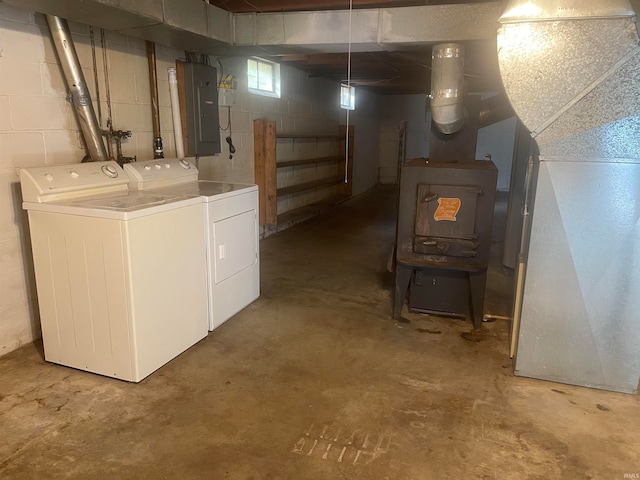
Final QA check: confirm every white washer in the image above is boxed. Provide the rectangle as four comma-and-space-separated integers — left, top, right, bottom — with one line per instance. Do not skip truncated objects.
125, 159, 260, 331
20, 161, 208, 382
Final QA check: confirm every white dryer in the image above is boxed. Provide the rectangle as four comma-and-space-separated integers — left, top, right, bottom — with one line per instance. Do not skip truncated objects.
125, 159, 260, 331
20, 161, 208, 382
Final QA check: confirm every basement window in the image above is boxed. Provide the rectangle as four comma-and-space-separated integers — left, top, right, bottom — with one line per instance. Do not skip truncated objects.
247, 58, 281, 98
340, 84, 355, 110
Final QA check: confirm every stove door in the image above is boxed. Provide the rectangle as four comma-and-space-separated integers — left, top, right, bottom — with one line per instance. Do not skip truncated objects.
415, 184, 481, 239
414, 184, 482, 257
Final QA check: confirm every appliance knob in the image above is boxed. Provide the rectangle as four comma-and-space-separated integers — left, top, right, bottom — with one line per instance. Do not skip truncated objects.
154, 164, 161, 169
144, 165, 152, 171
101, 165, 119, 178
179, 159, 191, 170
165, 163, 171, 168
44, 173, 54, 182
70, 171, 79, 179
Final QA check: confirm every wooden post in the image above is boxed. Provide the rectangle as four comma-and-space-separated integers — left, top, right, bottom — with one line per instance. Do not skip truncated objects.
337, 125, 354, 197
253, 119, 277, 226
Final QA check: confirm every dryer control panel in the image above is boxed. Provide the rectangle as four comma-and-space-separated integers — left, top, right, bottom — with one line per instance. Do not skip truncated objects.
124, 158, 199, 190
20, 161, 128, 203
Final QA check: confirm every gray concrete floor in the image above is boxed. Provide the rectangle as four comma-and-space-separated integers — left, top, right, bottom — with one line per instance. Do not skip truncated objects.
1, 185, 639, 479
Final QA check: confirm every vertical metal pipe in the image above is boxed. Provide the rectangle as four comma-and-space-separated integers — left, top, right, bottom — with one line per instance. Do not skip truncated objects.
46, 15, 109, 162
146, 41, 163, 158
430, 43, 466, 135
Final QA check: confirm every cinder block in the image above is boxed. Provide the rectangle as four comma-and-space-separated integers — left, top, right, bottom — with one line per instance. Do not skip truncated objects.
0, 265, 29, 310
10, 96, 71, 130
0, 97, 12, 131
0, 21, 46, 62
43, 130, 84, 165
107, 48, 134, 74
0, 131, 46, 167
40, 62, 66, 97
134, 74, 151, 105
109, 73, 137, 103
0, 59, 43, 96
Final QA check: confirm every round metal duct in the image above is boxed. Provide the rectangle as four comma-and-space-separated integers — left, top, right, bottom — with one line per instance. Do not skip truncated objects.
430, 43, 466, 135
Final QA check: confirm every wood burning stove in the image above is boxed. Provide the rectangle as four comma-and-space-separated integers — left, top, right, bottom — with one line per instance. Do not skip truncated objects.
394, 158, 498, 328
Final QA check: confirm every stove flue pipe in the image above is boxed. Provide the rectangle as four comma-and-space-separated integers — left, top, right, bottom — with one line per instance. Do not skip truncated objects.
430, 43, 466, 135
46, 15, 108, 162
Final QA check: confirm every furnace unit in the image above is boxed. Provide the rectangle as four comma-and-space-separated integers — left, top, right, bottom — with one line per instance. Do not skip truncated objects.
394, 159, 497, 328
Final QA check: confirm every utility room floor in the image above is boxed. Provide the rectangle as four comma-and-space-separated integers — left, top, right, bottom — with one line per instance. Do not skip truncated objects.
1, 185, 639, 479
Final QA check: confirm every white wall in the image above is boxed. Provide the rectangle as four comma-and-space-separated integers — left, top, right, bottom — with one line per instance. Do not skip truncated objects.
0, 4, 381, 356
475, 116, 517, 191
205, 58, 382, 216
348, 88, 381, 196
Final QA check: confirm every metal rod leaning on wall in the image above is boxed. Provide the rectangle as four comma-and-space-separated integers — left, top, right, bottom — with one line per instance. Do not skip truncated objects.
46, 15, 109, 162
146, 41, 163, 158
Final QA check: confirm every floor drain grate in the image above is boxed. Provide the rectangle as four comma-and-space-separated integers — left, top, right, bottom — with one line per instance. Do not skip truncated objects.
291, 423, 391, 465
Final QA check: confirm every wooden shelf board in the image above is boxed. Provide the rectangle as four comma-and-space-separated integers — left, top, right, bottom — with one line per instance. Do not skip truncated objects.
276, 175, 343, 197
276, 156, 342, 168
276, 194, 350, 226
276, 133, 342, 139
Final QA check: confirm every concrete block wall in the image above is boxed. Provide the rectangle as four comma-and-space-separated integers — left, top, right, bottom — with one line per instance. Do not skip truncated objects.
0, 3, 382, 356
207, 57, 356, 216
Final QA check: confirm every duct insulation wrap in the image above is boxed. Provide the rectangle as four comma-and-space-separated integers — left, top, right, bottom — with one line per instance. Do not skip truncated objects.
431, 43, 466, 135
46, 15, 108, 162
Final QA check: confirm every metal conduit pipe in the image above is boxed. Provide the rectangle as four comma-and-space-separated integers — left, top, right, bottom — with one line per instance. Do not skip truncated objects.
430, 43, 466, 135
46, 15, 109, 162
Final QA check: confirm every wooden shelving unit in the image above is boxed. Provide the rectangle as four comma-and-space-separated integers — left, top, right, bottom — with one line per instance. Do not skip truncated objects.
254, 119, 354, 227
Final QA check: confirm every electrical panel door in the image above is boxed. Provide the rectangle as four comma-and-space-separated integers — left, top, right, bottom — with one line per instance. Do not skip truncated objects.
181, 62, 221, 156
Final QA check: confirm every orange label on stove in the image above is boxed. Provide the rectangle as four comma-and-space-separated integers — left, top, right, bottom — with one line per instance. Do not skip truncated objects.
434, 197, 461, 222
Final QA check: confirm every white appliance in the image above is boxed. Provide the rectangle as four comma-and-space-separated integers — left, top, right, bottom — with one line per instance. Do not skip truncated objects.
20, 161, 208, 382
124, 159, 260, 331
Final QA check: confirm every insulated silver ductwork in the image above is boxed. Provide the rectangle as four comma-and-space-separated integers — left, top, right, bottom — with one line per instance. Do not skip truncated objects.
497, 0, 638, 136
47, 15, 109, 162
430, 43, 465, 135
499, 0, 640, 393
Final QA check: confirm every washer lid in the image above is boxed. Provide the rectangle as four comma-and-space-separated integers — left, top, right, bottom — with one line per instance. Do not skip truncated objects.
23, 191, 202, 220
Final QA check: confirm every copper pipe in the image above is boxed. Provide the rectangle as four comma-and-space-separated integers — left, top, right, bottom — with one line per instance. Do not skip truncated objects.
146, 41, 163, 158
146, 41, 160, 136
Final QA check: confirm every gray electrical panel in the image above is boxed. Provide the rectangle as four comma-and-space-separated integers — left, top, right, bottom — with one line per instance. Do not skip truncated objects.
182, 62, 221, 156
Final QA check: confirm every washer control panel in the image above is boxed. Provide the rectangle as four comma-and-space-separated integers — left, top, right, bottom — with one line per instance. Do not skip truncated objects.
124, 158, 198, 190
20, 161, 128, 203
